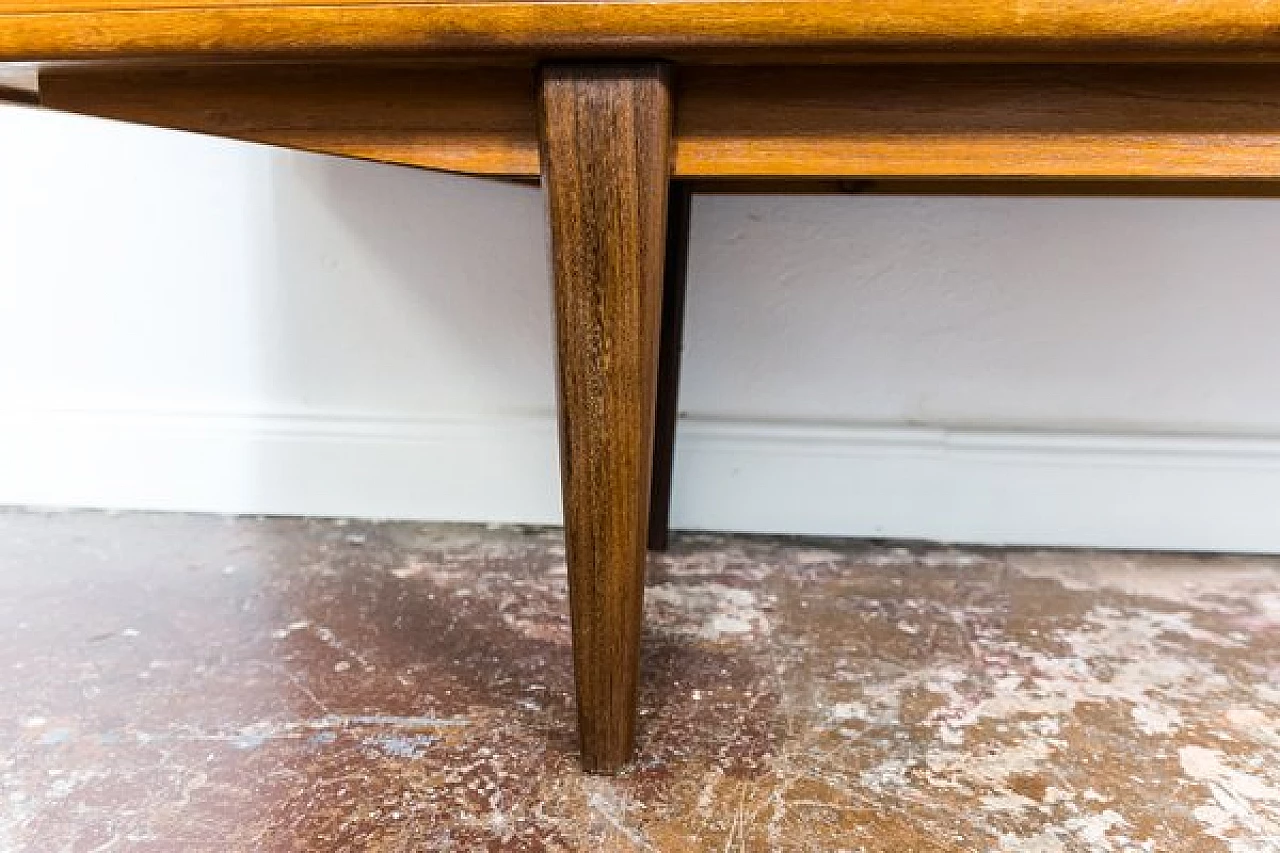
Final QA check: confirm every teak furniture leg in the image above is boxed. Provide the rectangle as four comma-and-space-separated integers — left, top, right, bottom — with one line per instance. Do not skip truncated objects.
538, 63, 674, 773
648, 181, 693, 553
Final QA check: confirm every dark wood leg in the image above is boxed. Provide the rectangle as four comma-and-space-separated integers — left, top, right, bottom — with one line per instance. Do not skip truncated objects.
538, 63, 673, 774
647, 181, 693, 553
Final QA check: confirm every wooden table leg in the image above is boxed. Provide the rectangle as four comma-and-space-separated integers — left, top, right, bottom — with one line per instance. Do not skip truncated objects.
538, 62, 673, 774
648, 180, 693, 553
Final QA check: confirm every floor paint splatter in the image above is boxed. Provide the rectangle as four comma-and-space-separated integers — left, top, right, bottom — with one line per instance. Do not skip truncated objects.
0, 510, 1276, 851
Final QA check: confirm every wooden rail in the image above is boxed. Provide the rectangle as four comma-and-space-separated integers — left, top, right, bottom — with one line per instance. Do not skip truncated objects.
34, 62, 1280, 179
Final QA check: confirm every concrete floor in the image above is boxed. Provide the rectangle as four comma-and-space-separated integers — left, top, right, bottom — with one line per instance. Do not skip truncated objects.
0, 510, 1276, 852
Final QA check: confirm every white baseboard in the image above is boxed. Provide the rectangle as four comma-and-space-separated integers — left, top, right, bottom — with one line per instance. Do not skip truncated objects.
672, 420, 1280, 553
3, 409, 1280, 553
0, 409, 563, 527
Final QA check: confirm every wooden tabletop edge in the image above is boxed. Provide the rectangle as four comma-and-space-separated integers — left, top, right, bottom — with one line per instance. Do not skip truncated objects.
7, 2, 1280, 63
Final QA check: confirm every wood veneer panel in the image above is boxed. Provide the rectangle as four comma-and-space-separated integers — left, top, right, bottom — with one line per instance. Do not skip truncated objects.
539, 62, 672, 774
38, 63, 539, 176
8, 1, 1280, 63
38, 63, 1280, 179
677, 65, 1280, 178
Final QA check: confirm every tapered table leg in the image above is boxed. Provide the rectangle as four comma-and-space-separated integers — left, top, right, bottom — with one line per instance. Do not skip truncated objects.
538, 62, 673, 774
648, 181, 693, 553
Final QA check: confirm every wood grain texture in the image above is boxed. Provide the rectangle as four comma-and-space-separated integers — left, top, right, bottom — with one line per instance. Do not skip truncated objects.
10, 1, 1280, 62
38, 62, 1280, 179
39, 63, 537, 176
648, 181, 692, 553
677, 65, 1280, 178
539, 62, 672, 773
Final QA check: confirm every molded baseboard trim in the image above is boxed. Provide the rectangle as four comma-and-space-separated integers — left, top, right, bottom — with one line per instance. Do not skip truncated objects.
2, 408, 1279, 553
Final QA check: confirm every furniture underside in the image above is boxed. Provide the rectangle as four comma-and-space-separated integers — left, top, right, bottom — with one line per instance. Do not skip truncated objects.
6, 57, 1277, 773
18, 62, 1280, 180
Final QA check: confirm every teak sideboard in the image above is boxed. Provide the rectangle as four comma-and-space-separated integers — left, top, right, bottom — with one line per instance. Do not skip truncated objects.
5, 0, 1280, 773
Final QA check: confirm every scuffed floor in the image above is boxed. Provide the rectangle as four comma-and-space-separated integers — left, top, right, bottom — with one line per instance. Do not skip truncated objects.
0, 511, 1277, 852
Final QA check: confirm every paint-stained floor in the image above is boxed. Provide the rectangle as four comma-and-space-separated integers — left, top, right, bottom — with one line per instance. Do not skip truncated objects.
0, 510, 1277, 852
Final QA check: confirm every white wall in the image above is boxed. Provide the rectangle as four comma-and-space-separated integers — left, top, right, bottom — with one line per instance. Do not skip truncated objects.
4, 103, 1280, 552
